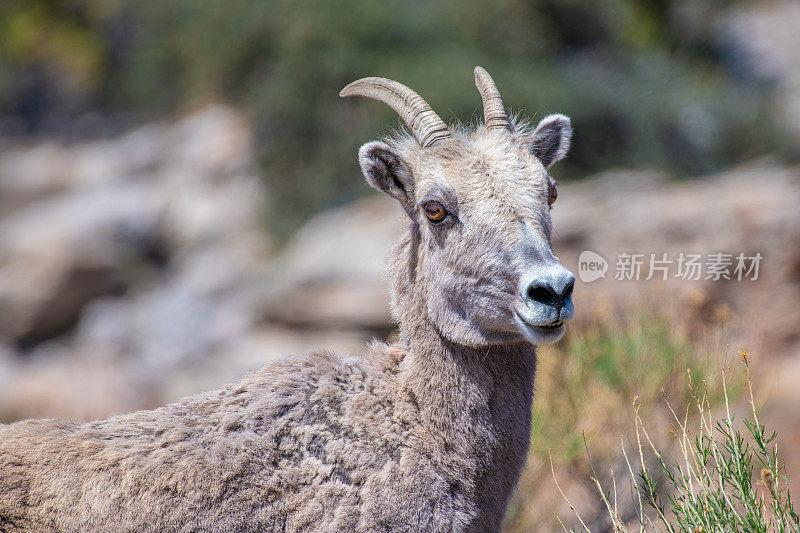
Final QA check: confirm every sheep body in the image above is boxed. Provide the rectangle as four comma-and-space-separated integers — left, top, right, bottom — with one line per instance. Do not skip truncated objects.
1, 337, 536, 532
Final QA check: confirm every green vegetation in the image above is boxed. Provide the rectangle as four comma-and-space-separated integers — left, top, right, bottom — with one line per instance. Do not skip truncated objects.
530, 314, 726, 466
551, 346, 799, 532
0, 0, 793, 238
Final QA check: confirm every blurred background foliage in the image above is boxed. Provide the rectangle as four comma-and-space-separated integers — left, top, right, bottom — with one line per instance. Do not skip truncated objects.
0, 0, 794, 238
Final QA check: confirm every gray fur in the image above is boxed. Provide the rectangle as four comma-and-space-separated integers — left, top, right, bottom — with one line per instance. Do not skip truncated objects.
0, 73, 574, 532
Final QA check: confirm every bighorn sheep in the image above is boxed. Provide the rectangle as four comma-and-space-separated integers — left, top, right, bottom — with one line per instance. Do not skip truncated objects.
0, 67, 575, 532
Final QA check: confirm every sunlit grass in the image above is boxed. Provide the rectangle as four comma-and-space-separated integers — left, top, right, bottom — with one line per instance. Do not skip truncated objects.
554, 351, 799, 532
530, 313, 731, 466
564, 349, 800, 533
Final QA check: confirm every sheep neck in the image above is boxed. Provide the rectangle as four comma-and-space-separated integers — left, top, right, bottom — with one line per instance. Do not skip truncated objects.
395, 296, 537, 527
398, 313, 537, 430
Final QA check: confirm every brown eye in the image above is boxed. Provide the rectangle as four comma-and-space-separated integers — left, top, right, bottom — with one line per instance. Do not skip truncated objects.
548, 180, 558, 206
423, 201, 446, 222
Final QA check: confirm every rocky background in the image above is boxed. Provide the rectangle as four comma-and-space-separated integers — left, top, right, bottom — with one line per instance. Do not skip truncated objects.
1, 0, 800, 530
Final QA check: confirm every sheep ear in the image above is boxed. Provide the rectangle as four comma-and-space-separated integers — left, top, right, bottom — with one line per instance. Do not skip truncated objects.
359, 141, 414, 208
531, 114, 572, 169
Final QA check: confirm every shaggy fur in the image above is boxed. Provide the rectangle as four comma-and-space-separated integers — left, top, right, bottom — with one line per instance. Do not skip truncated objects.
0, 78, 574, 532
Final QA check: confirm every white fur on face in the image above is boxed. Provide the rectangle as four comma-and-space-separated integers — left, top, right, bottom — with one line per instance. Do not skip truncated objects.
385, 124, 575, 348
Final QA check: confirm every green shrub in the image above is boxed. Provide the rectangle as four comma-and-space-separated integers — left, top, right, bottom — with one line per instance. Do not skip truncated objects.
557, 351, 799, 532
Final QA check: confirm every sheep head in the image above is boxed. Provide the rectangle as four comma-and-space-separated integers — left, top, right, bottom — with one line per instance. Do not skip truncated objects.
341, 67, 575, 348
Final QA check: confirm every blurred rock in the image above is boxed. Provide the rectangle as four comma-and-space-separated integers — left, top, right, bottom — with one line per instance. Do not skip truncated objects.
0, 104, 285, 419
0, 104, 267, 352
0, 183, 161, 345
0, 343, 144, 423
721, 1, 800, 146
259, 196, 404, 332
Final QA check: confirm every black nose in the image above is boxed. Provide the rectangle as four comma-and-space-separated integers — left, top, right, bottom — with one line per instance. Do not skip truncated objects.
526, 275, 574, 309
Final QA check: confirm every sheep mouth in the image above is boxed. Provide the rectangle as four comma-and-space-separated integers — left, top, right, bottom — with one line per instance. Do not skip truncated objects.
514, 311, 567, 344
525, 320, 565, 337
533, 320, 564, 330
515, 312, 565, 331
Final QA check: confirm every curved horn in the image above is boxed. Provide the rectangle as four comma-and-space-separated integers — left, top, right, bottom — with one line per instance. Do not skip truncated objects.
340, 77, 450, 147
474, 66, 512, 132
